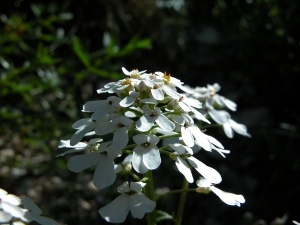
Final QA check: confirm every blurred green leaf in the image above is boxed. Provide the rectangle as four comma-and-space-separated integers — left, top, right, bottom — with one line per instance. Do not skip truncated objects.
72, 37, 91, 68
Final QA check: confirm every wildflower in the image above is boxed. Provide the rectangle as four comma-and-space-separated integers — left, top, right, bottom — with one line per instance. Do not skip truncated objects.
67, 142, 120, 189
99, 181, 155, 223
82, 96, 122, 120
132, 134, 161, 174
136, 105, 175, 132
95, 115, 133, 150
196, 177, 245, 207
169, 143, 222, 184
57, 138, 103, 157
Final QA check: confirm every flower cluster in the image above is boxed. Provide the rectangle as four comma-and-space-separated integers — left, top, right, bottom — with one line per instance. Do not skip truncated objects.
185, 83, 251, 138
0, 188, 59, 225
58, 67, 249, 223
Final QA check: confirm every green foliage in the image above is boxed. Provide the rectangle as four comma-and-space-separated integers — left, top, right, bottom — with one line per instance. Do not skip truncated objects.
0, 3, 151, 173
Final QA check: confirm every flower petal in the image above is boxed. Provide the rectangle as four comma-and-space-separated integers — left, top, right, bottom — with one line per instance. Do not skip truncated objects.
132, 146, 149, 174
151, 88, 164, 100
210, 186, 245, 206
130, 182, 146, 192
23, 196, 42, 216
156, 114, 175, 132
93, 155, 116, 189
130, 193, 156, 219
175, 157, 194, 183
99, 195, 130, 223
95, 122, 115, 135
33, 216, 60, 225
143, 146, 161, 170
136, 115, 155, 132
113, 127, 128, 150
0, 202, 24, 219
187, 157, 222, 184
181, 127, 195, 147
67, 152, 101, 173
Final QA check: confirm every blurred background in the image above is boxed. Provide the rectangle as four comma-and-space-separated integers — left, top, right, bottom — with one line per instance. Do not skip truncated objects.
0, 0, 299, 224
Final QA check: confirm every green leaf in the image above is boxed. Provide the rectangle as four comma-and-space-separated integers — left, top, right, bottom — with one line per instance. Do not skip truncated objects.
72, 37, 91, 68
156, 210, 173, 222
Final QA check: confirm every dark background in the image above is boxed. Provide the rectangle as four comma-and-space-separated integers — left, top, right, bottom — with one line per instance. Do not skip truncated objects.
1, 0, 299, 224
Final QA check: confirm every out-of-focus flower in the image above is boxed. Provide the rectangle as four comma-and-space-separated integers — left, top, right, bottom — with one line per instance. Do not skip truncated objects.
0, 189, 24, 223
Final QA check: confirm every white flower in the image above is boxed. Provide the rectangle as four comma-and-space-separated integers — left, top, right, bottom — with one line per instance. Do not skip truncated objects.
67, 142, 120, 189
196, 177, 245, 207
173, 114, 223, 152
122, 67, 147, 79
223, 119, 251, 138
57, 138, 103, 157
136, 105, 175, 132
99, 181, 156, 223
168, 94, 210, 124
0, 189, 24, 223
95, 115, 133, 150
154, 72, 194, 93
293, 221, 300, 225
82, 96, 122, 120
169, 143, 222, 184
132, 134, 161, 173
23, 196, 60, 225
203, 102, 251, 138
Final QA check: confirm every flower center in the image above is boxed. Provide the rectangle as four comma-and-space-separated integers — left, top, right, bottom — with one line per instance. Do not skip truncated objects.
117, 122, 125, 128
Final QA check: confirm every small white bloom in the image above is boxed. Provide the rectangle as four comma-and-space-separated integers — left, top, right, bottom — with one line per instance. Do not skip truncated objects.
122, 67, 147, 79
57, 138, 103, 157
95, 115, 133, 150
169, 95, 210, 124
173, 114, 219, 151
99, 181, 156, 223
154, 71, 194, 93
169, 144, 222, 184
196, 177, 245, 207
293, 221, 300, 225
82, 96, 122, 120
204, 102, 250, 138
136, 105, 175, 132
23, 196, 60, 225
132, 134, 161, 173
67, 142, 119, 189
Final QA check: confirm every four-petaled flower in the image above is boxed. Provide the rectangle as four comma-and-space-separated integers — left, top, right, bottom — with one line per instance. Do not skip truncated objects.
136, 105, 175, 132
99, 181, 156, 223
132, 134, 161, 174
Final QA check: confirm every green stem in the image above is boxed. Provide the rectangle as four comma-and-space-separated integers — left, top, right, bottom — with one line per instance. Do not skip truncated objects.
143, 170, 157, 225
155, 188, 196, 202
175, 178, 189, 225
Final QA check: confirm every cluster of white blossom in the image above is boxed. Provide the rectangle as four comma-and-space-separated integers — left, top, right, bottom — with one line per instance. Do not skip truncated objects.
57, 67, 248, 223
184, 83, 251, 138
0, 188, 59, 225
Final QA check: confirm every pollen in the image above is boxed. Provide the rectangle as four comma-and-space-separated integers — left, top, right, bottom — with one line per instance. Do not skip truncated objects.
163, 72, 171, 84
122, 78, 131, 85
